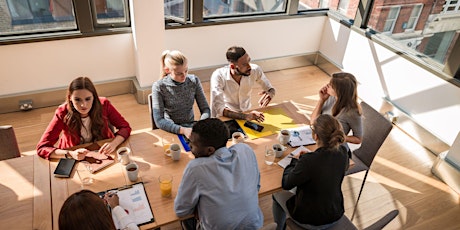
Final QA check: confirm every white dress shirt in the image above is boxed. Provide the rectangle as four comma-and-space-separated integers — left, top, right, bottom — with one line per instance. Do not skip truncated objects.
112, 206, 139, 230
210, 64, 274, 117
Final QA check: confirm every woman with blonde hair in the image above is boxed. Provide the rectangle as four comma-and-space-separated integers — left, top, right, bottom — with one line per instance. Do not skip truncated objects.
311, 72, 362, 156
272, 114, 348, 230
151, 50, 210, 138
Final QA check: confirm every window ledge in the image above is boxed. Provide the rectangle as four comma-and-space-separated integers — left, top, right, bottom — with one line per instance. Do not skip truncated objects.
0, 27, 132, 46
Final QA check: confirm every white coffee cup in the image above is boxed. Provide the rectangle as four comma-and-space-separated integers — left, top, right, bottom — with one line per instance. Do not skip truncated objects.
117, 147, 131, 165
232, 132, 245, 144
169, 143, 181, 161
125, 163, 138, 182
278, 130, 291, 145
273, 143, 287, 158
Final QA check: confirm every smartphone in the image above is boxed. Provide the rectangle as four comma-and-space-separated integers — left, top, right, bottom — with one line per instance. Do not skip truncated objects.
244, 121, 264, 132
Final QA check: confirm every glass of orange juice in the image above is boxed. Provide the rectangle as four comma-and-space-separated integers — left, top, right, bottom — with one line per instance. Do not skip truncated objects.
159, 174, 173, 198
162, 135, 175, 156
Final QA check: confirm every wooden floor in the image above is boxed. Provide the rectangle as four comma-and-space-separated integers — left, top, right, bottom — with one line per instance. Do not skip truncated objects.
2, 66, 459, 229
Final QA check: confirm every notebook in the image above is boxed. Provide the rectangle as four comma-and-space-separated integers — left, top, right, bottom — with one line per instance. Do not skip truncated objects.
277, 146, 310, 168
54, 158, 77, 178
286, 126, 316, 147
178, 134, 191, 152
82, 150, 115, 173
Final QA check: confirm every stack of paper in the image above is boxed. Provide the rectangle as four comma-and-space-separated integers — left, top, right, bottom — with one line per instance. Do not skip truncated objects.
287, 126, 316, 147
277, 146, 311, 168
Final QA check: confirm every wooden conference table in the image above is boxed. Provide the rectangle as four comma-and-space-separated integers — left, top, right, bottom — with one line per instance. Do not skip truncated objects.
0, 101, 313, 229
0, 154, 52, 230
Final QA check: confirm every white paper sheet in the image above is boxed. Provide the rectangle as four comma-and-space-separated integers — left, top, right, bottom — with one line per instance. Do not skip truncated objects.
277, 146, 311, 168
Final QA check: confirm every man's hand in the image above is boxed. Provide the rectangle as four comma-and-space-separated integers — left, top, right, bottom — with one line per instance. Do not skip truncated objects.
246, 111, 264, 123
258, 90, 273, 107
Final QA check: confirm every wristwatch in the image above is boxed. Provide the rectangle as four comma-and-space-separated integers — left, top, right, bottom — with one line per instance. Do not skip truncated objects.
64, 150, 70, 159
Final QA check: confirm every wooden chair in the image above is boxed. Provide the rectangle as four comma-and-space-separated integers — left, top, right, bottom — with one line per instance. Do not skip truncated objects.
286, 210, 399, 230
346, 101, 393, 219
0, 125, 21, 161
147, 93, 158, 130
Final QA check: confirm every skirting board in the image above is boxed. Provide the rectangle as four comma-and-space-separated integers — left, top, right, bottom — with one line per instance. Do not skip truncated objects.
0, 78, 135, 114
432, 151, 460, 194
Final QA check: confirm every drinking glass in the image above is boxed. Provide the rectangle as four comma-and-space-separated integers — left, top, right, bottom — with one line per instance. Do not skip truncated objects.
162, 135, 175, 156
159, 174, 173, 198
264, 146, 276, 166
77, 162, 93, 186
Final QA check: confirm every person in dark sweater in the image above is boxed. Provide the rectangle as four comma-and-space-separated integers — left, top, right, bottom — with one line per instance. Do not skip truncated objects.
151, 50, 210, 138
272, 114, 349, 230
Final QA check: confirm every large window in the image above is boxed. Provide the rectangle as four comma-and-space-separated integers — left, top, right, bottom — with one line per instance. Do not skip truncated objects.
165, 0, 288, 22
1, 0, 76, 36
298, 0, 359, 19
367, 0, 460, 72
204, 0, 287, 17
92, 0, 130, 26
0, 0, 130, 37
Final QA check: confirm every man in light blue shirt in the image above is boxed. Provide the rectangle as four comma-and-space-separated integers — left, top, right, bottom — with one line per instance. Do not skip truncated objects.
174, 118, 263, 230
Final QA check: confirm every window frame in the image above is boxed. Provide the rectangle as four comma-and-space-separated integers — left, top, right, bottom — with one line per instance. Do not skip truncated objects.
0, 0, 132, 45
405, 4, 423, 31
90, 0, 131, 28
382, 5, 400, 35
443, 0, 460, 13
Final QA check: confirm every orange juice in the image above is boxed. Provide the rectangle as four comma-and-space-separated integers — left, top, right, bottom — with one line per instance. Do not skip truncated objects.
163, 144, 171, 154
160, 181, 172, 197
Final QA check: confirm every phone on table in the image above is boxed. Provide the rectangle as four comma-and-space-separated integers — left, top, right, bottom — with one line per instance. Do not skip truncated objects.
244, 121, 264, 132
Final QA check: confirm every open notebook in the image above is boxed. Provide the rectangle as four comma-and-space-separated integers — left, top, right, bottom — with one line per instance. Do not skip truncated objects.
82, 151, 115, 173
80, 142, 114, 173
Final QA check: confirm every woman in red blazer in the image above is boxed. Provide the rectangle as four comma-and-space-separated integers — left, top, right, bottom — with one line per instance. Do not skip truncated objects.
37, 77, 131, 160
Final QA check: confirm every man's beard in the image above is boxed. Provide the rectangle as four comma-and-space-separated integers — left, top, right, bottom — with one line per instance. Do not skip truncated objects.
235, 67, 251, 76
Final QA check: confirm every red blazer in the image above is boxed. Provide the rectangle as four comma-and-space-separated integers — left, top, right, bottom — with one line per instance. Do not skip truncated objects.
37, 97, 131, 159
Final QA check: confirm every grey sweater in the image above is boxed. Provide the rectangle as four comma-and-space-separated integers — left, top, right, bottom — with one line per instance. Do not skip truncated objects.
151, 75, 210, 134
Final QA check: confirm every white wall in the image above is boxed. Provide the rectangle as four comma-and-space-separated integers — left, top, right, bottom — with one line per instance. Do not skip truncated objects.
0, 34, 135, 96
164, 17, 326, 69
0, 15, 326, 96
320, 18, 460, 145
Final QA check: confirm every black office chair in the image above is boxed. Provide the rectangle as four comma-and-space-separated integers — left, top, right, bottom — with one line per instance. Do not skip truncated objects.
286, 210, 399, 230
346, 101, 393, 220
147, 93, 158, 130
0, 125, 21, 161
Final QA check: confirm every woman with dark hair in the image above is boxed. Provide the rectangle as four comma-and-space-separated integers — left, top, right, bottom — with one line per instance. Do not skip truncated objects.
272, 114, 349, 230
59, 190, 138, 230
59, 190, 116, 230
311, 72, 363, 154
37, 77, 131, 160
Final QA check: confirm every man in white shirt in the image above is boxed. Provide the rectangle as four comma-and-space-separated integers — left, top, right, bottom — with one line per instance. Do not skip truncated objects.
210, 46, 275, 122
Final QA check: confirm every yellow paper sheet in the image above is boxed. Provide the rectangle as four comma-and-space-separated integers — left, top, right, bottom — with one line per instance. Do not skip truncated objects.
237, 107, 300, 139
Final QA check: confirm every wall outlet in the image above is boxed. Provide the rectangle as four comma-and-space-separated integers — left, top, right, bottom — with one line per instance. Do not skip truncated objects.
19, 99, 33, 111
